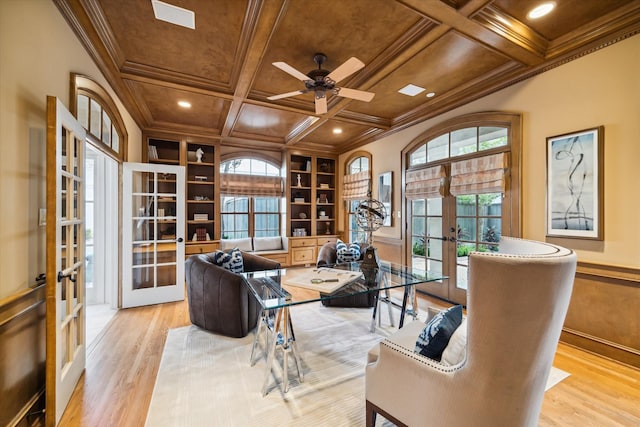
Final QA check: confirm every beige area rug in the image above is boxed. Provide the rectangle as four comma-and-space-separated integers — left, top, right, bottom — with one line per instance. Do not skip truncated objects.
146, 304, 569, 426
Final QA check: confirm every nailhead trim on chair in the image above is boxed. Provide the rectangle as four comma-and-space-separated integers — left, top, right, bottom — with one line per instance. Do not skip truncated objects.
380, 340, 465, 373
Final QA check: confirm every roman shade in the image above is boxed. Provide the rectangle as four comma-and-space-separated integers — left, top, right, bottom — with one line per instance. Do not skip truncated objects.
342, 170, 371, 200
450, 152, 508, 196
405, 165, 446, 199
220, 173, 283, 197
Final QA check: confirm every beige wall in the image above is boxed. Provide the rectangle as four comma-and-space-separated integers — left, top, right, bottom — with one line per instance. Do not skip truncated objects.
342, 34, 640, 268
0, 0, 141, 299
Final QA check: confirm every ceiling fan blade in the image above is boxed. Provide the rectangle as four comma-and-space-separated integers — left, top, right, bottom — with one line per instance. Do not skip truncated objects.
315, 95, 327, 114
326, 57, 365, 84
272, 61, 310, 81
336, 87, 375, 102
267, 90, 306, 100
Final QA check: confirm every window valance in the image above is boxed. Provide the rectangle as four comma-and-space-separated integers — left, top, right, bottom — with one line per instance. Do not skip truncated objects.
220, 173, 283, 197
450, 152, 508, 196
405, 165, 446, 199
342, 170, 371, 200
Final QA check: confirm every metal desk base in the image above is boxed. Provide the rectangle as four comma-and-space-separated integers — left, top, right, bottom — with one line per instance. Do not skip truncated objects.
251, 306, 303, 396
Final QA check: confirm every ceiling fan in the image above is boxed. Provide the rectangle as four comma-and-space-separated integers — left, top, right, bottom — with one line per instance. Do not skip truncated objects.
267, 53, 375, 114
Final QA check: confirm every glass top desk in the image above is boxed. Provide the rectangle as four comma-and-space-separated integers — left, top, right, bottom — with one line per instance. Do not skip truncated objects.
242, 261, 446, 395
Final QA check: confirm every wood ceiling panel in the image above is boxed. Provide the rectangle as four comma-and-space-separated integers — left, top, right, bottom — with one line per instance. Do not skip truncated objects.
302, 120, 376, 147
251, 0, 422, 103
130, 81, 227, 130
491, 0, 636, 40
97, 0, 246, 84
55, 0, 640, 154
232, 104, 311, 140
345, 31, 511, 118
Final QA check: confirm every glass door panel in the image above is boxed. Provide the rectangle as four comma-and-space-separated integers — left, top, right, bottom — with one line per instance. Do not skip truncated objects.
455, 193, 502, 291
123, 162, 185, 307
410, 198, 448, 299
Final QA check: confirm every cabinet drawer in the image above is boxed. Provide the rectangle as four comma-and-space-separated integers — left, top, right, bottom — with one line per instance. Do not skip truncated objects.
290, 238, 317, 248
185, 242, 219, 255
291, 247, 315, 264
317, 237, 337, 246
260, 253, 289, 265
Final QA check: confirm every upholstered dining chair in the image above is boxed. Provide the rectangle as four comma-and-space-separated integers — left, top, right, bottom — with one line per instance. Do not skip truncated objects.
365, 237, 577, 427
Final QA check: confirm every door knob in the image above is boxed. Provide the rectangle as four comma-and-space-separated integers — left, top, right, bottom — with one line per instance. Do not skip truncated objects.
177, 237, 184, 243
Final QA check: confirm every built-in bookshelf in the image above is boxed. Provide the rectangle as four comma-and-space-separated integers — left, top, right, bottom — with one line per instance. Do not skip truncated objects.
287, 152, 337, 237
186, 143, 215, 245
289, 154, 313, 237
145, 136, 220, 255
147, 138, 180, 243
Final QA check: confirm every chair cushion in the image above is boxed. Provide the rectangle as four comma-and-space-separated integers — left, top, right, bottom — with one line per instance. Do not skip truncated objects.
253, 236, 282, 251
220, 237, 253, 252
441, 317, 467, 366
212, 248, 244, 273
415, 305, 463, 360
336, 239, 361, 263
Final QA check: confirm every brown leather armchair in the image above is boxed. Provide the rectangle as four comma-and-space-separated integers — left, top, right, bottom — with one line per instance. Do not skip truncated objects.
185, 251, 280, 338
316, 241, 375, 308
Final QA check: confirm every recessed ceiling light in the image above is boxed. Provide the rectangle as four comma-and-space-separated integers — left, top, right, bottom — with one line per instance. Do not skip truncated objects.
426, 92, 436, 98
398, 84, 426, 97
333, 128, 343, 135
152, 0, 195, 29
178, 101, 191, 108
527, 2, 556, 19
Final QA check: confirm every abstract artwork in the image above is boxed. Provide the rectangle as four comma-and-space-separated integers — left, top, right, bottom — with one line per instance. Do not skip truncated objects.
546, 126, 604, 240
378, 171, 392, 226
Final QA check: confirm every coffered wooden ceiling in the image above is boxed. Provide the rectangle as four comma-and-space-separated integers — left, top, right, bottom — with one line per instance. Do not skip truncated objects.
56, 0, 640, 154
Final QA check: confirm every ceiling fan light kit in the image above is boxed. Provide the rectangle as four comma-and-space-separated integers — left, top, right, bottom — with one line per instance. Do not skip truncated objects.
268, 52, 375, 114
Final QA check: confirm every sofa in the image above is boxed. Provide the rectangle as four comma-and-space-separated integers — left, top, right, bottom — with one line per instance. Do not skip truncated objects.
316, 241, 375, 308
185, 251, 281, 338
365, 237, 577, 427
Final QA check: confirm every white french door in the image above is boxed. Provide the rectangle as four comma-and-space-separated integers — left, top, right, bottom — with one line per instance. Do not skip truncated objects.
409, 193, 503, 305
45, 96, 87, 426
122, 162, 185, 308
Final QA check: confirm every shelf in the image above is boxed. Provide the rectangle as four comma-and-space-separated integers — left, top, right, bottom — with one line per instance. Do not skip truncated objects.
188, 200, 214, 204
150, 159, 179, 165
188, 180, 214, 185
187, 161, 215, 166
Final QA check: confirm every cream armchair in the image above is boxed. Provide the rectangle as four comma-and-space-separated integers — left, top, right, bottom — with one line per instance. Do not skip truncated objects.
365, 237, 577, 427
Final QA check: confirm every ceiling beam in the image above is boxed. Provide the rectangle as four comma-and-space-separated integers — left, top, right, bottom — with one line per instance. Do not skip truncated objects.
221, 0, 288, 138
396, 0, 546, 66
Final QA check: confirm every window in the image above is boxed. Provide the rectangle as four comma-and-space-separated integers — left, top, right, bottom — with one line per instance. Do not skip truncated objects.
344, 152, 372, 243
72, 74, 127, 160
220, 158, 282, 239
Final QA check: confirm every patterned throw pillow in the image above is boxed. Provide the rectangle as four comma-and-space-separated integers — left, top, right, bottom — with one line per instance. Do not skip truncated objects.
415, 305, 463, 360
335, 239, 361, 263
212, 248, 244, 273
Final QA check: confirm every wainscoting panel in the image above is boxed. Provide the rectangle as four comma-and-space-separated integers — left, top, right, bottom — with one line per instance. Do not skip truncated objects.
372, 236, 402, 264
0, 284, 46, 426
561, 262, 640, 368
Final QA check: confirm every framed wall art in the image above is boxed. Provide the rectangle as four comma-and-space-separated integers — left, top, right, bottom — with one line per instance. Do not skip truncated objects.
546, 126, 604, 240
378, 171, 392, 226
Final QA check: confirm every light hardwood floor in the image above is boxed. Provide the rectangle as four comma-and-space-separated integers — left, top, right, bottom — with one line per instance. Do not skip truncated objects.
60, 295, 640, 426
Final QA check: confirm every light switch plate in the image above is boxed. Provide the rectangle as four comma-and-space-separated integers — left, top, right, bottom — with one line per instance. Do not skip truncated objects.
39, 208, 46, 226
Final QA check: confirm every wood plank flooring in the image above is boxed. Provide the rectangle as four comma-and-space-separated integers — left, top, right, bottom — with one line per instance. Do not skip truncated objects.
59, 295, 640, 426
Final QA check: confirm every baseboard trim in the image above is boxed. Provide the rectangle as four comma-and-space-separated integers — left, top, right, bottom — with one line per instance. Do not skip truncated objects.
561, 327, 640, 369
8, 388, 45, 427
